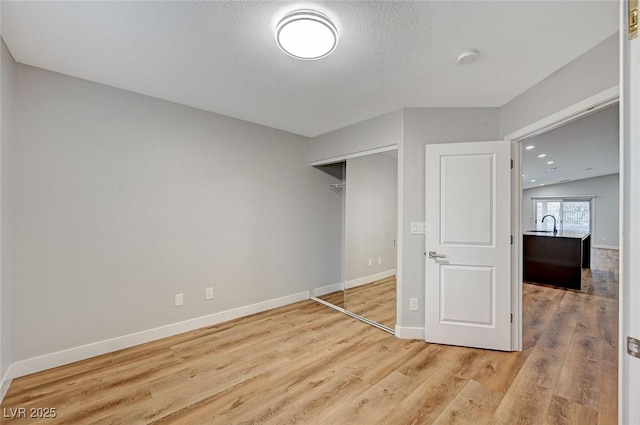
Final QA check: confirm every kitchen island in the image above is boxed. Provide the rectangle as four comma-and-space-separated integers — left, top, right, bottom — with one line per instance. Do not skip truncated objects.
523, 230, 591, 290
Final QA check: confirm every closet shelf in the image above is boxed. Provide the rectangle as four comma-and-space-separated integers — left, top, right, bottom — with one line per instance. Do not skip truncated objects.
330, 183, 346, 195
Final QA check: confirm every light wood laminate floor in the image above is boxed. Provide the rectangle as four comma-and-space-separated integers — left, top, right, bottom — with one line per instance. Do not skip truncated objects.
2, 249, 617, 424
344, 276, 396, 329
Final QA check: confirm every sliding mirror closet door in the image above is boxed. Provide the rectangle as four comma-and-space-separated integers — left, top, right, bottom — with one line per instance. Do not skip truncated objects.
344, 151, 397, 330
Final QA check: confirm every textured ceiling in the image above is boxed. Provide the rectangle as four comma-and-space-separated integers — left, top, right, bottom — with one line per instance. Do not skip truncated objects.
522, 104, 619, 189
1, 1, 619, 137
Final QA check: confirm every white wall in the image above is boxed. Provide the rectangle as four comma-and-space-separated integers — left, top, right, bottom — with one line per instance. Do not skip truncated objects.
309, 110, 403, 163
400, 108, 500, 329
8, 64, 342, 362
523, 174, 619, 248
0, 38, 16, 391
345, 152, 397, 284
500, 33, 619, 138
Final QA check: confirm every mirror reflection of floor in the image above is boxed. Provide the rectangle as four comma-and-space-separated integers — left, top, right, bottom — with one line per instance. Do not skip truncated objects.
317, 290, 344, 309
344, 275, 396, 329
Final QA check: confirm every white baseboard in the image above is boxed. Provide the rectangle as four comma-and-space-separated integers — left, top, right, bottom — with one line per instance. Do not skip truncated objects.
395, 325, 425, 339
8, 290, 310, 386
312, 282, 344, 297
1, 363, 14, 402
345, 269, 396, 290
592, 244, 619, 250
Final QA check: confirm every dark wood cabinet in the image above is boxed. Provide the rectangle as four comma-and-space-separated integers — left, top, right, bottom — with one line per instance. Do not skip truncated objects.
523, 231, 591, 290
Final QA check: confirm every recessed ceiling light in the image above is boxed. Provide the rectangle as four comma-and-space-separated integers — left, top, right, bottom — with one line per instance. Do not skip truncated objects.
547, 167, 558, 171
540, 183, 545, 186
525, 145, 535, 150
537, 154, 547, 158
530, 179, 536, 182
456, 50, 479, 65
546, 161, 554, 165
585, 167, 594, 170
275, 10, 338, 60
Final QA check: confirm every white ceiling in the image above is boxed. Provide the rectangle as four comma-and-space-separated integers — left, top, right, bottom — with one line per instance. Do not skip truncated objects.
522, 104, 619, 189
1, 1, 618, 137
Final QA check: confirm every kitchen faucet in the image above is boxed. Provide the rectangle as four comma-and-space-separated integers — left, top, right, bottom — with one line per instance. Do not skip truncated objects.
541, 215, 558, 234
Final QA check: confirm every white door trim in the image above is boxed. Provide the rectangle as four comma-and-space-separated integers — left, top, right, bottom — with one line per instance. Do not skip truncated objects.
619, 3, 639, 422
504, 86, 619, 142
310, 145, 398, 167
505, 85, 620, 352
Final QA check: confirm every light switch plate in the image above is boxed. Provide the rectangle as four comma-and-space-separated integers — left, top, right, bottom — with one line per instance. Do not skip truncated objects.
410, 222, 426, 235
628, 336, 640, 359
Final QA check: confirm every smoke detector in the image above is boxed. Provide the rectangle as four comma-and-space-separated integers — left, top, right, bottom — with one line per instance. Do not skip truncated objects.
456, 50, 479, 65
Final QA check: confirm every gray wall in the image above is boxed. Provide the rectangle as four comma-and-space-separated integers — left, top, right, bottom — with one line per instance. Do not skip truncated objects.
8, 65, 342, 361
1, 38, 16, 382
0, 16, 620, 367
309, 110, 403, 163
500, 33, 618, 138
523, 174, 619, 248
304, 107, 500, 330
345, 152, 397, 283
401, 108, 500, 328
303, 32, 619, 332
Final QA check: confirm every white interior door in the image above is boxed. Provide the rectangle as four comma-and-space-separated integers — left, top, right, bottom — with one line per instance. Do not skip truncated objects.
425, 141, 511, 351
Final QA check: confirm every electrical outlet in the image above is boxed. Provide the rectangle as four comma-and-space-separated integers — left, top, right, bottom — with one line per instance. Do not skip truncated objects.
410, 298, 419, 311
174, 293, 184, 307
368, 258, 372, 267
205, 287, 214, 300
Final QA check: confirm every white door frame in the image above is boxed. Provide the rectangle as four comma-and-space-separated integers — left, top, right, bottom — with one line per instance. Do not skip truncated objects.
619, 1, 639, 422
504, 85, 619, 352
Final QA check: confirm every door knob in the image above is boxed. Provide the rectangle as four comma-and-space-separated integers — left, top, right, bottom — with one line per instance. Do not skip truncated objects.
428, 251, 446, 259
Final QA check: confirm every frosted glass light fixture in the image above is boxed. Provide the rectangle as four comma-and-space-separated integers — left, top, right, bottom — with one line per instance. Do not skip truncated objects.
275, 10, 338, 60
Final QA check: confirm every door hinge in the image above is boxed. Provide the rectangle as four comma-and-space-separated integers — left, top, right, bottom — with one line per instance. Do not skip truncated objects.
510, 159, 513, 169
510, 313, 513, 323
510, 235, 513, 245
630, 0, 638, 40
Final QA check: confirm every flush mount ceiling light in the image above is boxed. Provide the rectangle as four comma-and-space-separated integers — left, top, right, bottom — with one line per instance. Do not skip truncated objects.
275, 10, 338, 60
